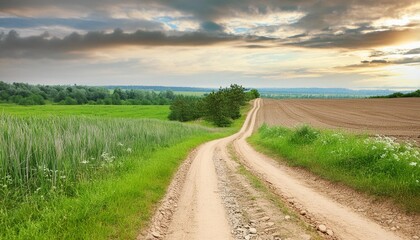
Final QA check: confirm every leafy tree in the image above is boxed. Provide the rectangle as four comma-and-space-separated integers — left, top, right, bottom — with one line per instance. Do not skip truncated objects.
168, 96, 203, 122
204, 91, 232, 127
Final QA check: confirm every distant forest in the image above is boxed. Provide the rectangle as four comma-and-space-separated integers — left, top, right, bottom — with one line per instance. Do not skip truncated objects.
371, 89, 420, 98
0, 81, 176, 105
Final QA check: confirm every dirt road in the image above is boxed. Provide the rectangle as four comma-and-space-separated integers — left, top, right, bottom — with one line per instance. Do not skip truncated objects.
143, 99, 414, 240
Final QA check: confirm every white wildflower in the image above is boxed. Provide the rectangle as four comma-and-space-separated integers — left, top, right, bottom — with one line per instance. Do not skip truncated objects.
409, 162, 417, 166
126, 148, 132, 153
80, 160, 89, 164
380, 154, 386, 159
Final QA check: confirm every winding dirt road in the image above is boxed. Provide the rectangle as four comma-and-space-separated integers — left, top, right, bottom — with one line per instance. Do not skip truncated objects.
145, 99, 415, 240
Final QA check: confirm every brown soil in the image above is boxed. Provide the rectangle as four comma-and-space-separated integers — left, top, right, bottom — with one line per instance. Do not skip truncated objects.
255, 98, 420, 142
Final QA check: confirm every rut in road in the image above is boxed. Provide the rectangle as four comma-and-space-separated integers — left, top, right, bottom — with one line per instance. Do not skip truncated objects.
144, 99, 407, 240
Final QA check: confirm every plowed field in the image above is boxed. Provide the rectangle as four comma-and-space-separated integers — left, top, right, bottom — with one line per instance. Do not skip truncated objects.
255, 98, 420, 141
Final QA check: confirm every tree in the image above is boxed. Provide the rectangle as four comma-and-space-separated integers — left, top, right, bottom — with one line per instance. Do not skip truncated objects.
204, 91, 232, 127
168, 96, 203, 122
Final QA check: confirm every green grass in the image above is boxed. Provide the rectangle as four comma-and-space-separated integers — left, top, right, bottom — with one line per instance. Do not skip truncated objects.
0, 104, 170, 120
0, 103, 250, 239
0, 114, 210, 239
249, 125, 420, 212
1, 134, 220, 239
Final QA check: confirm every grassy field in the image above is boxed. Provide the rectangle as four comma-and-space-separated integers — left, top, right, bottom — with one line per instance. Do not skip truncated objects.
0, 103, 250, 239
249, 125, 420, 212
0, 104, 170, 120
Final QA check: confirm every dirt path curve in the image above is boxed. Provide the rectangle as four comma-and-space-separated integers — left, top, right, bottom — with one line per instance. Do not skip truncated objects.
165, 99, 265, 240
165, 138, 233, 240
233, 98, 402, 240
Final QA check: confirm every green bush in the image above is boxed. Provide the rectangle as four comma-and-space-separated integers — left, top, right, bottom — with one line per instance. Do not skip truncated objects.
290, 125, 319, 144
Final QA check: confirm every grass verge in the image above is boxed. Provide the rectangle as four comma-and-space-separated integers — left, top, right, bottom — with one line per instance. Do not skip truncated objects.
248, 125, 420, 213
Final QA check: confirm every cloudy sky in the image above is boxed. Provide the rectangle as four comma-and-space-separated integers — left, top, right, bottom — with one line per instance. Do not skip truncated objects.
0, 0, 419, 89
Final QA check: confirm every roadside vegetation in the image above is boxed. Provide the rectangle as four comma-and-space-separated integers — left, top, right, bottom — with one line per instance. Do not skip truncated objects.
249, 125, 420, 212
169, 84, 259, 127
0, 114, 212, 238
371, 89, 420, 98
0, 81, 176, 105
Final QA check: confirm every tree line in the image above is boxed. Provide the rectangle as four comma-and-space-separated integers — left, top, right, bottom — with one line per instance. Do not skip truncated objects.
371, 89, 420, 98
169, 84, 260, 127
0, 81, 176, 105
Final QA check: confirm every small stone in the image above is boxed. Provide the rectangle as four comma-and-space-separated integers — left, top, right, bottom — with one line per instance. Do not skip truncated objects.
245, 235, 251, 240
326, 229, 334, 236
249, 228, 257, 234
151, 231, 161, 238
300, 210, 307, 216
284, 215, 291, 220
318, 224, 327, 233
260, 216, 270, 222
390, 227, 397, 231
412, 235, 419, 239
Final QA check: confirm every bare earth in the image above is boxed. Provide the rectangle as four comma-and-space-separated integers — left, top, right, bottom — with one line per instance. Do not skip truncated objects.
141, 98, 419, 240
255, 98, 420, 142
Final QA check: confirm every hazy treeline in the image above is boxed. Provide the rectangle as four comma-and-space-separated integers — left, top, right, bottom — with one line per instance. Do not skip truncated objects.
371, 89, 420, 98
0, 81, 176, 105
169, 84, 259, 127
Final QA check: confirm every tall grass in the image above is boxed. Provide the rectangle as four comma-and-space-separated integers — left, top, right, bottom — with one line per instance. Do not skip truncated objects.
0, 114, 207, 204
249, 125, 420, 212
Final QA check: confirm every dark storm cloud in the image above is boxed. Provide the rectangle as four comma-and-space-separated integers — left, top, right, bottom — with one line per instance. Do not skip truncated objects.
1, 0, 419, 54
0, 17, 164, 32
1, 0, 418, 30
0, 29, 272, 58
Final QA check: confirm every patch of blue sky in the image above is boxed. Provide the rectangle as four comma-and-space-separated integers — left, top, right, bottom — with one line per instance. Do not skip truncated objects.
154, 16, 179, 30
233, 27, 250, 34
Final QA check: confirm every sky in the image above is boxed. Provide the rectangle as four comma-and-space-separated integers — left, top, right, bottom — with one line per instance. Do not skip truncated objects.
0, 0, 419, 89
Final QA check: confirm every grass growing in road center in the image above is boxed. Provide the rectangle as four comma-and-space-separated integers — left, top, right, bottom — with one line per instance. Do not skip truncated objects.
249, 125, 420, 212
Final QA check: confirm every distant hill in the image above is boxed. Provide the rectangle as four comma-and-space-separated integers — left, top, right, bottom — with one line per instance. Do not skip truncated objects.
103, 86, 406, 99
